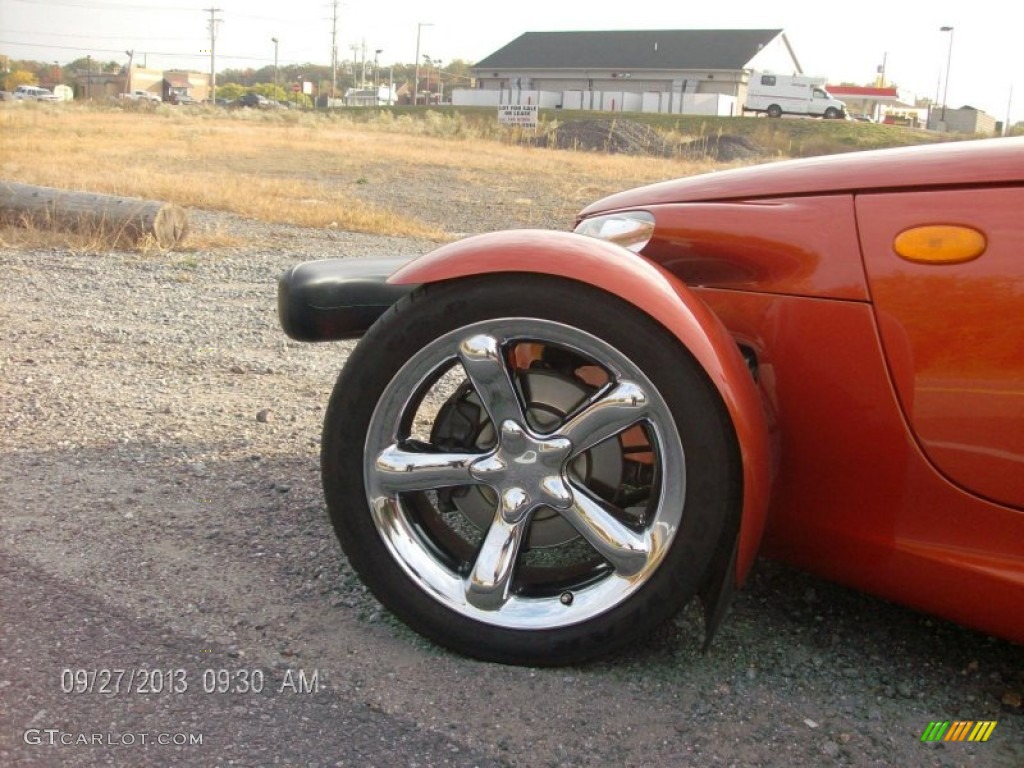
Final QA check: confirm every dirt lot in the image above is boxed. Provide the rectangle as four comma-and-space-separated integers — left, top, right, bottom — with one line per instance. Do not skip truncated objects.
1, 188, 1022, 767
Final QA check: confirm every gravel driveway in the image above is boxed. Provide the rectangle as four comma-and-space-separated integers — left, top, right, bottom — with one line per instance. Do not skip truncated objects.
1, 205, 1021, 767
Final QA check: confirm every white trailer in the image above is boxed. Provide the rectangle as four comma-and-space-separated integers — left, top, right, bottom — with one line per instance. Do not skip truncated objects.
743, 71, 847, 119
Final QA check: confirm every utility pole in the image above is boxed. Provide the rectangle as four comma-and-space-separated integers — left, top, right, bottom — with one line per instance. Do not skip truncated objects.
361, 39, 367, 89
205, 7, 222, 104
940, 26, 954, 122
1006, 85, 1014, 137
124, 50, 134, 95
422, 54, 432, 104
330, 0, 339, 107
271, 37, 279, 98
349, 44, 359, 88
413, 22, 432, 106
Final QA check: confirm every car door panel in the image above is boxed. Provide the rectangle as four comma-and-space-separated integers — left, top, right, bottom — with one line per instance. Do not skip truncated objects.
857, 187, 1024, 509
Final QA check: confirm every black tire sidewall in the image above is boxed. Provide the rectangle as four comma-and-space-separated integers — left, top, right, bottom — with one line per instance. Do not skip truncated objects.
321, 274, 741, 665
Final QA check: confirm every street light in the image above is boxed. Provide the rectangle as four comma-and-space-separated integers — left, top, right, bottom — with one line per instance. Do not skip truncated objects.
271, 37, 279, 98
413, 22, 432, 106
940, 26, 954, 122
373, 49, 382, 105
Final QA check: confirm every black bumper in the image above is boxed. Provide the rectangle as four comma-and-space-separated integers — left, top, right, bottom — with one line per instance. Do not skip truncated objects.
277, 257, 417, 342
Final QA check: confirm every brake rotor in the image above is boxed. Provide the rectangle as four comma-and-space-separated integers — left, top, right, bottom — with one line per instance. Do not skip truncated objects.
432, 369, 624, 548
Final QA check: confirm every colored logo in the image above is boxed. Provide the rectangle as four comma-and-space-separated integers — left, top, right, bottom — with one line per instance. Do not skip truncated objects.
921, 721, 997, 742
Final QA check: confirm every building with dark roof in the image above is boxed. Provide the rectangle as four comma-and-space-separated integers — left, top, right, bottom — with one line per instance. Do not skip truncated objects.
457, 29, 803, 114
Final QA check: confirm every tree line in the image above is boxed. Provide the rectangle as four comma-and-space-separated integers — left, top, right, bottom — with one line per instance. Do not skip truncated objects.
1, 55, 475, 98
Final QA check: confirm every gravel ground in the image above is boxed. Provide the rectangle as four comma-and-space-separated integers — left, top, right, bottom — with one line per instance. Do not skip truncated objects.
1, 200, 1022, 767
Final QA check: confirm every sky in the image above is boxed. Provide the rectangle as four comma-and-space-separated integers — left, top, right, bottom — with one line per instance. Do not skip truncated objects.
2, 0, 1020, 124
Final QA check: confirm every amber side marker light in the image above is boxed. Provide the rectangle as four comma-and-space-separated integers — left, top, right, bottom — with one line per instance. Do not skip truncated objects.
894, 225, 987, 264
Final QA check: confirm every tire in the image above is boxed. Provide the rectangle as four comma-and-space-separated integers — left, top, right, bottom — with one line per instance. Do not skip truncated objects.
766, 104, 782, 118
321, 275, 741, 665
824, 107, 841, 120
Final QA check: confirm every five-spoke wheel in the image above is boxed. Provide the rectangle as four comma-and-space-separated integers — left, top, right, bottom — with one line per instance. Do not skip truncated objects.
321, 275, 740, 665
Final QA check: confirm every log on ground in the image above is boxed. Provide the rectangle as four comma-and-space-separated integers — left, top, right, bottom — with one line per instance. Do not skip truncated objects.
0, 182, 189, 248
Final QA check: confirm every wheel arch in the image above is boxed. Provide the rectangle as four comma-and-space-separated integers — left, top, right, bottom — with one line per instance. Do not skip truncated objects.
390, 230, 773, 586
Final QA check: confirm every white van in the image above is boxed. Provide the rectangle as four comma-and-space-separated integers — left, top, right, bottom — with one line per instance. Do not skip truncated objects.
743, 71, 846, 119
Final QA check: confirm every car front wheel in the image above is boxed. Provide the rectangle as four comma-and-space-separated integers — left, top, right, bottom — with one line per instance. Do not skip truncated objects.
321, 275, 741, 665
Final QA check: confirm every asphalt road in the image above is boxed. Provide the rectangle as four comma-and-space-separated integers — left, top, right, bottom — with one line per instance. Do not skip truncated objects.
0, 552, 505, 768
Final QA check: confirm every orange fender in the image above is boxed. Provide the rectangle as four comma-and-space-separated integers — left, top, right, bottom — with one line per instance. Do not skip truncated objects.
390, 230, 773, 585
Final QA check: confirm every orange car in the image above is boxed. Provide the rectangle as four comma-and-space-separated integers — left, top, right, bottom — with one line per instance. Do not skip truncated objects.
279, 136, 1024, 665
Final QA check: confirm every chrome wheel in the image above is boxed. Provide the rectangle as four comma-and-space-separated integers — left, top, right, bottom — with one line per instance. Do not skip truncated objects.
364, 319, 685, 629
321, 275, 739, 664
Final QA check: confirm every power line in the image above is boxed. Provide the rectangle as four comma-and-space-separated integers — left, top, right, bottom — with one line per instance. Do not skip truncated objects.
9, 0, 321, 25
0, 39, 201, 58
8, 0, 189, 11
2, 29, 197, 42
0, 39, 326, 66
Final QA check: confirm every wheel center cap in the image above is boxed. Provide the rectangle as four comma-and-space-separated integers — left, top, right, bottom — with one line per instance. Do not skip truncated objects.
470, 420, 573, 521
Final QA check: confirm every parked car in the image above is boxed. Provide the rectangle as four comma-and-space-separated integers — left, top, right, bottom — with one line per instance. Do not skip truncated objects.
168, 93, 197, 105
278, 137, 1024, 666
13, 85, 59, 102
236, 92, 269, 109
120, 90, 161, 103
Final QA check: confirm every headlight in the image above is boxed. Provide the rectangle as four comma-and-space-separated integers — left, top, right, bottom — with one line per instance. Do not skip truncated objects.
574, 211, 655, 253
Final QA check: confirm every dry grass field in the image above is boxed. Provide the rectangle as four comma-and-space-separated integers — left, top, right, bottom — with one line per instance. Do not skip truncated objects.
0, 103, 726, 251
